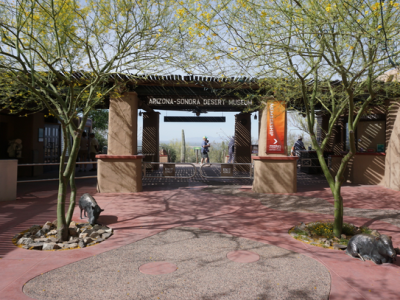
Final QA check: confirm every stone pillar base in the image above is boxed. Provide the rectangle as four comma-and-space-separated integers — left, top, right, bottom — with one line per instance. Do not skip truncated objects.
0, 160, 18, 201
252, 156, 298, 193
96, 155, 144, 193
160, 155, 168, 163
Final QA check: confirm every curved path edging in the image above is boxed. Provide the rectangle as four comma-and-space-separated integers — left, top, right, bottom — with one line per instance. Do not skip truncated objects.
0, 186, 400, 299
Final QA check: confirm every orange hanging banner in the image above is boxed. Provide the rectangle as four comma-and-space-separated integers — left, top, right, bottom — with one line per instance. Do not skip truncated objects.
266, 101, 286, 154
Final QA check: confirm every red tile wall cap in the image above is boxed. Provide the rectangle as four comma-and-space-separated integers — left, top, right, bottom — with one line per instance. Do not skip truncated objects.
96, 155, 144, 159
252, 156, 299, 160
160, 155, 168, 157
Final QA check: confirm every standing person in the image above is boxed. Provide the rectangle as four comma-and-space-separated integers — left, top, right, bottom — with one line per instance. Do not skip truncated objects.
228, 136, 235, 163
205, 138, 211, 164
293, 135, 306, 156
78, 131, 89, 172
200, 136, 210, 165
89, 133, 99, 172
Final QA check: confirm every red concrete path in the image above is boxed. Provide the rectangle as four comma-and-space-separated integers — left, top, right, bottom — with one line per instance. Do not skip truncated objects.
1, 180, 400, 299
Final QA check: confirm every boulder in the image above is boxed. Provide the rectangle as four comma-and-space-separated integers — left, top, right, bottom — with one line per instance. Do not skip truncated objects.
102, 233, 112, 239
29, 242, 44, 250
104, 228, 112, 233
17, 237, 33, 245
68, 243, 78, 249
93, 224, 102, 230
34, 238, 50, 243
90, 232, 100, 239
68, 237, 79, 244
79, 233, 88, 239
69, 221, 77, 228
42, 221, 53, 232
29, 225, 41, 235
82, 224, 93, 230
69, 227, 79, 237
333, 243, 347, 250
78, 240, 86, 248
97, 229, 105, 235
82, 229, 93, 236
83, 237, 93, 244
35, 229, 45, 237
42, 242, 57, 250
47, 229, 57, 236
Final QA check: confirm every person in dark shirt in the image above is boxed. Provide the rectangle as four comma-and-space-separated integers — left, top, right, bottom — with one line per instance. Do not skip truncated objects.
293, 136, 306, 156
201, 136, 210, 165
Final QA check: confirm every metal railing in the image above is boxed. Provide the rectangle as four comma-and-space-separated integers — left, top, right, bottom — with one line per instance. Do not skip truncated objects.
17, 162, 97, 183
142, 162, 197, 179
200, 163, 254, 179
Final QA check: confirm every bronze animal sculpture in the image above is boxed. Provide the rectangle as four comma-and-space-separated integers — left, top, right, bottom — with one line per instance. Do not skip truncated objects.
346, 234, 397, 264
79, 193, 104, 225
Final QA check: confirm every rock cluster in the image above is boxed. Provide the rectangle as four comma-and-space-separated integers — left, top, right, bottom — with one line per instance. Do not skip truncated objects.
289, 221, 369, 251
13, 221, 113, 251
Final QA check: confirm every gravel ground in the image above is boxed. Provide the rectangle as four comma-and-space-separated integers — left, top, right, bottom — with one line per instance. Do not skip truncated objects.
24, 227, 330, 300
204, 186, 400, 228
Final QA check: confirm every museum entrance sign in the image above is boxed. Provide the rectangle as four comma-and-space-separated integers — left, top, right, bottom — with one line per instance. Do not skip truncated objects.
147, 96, 252, 108
266, 101, 286, 154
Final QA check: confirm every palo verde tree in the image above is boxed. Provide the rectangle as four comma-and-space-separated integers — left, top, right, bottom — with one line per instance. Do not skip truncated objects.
0, 0, 183, 240
177, 0, 400, 236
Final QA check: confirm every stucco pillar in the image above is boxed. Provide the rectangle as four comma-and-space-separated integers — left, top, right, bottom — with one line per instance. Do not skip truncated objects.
142, 112, 160, 168
385, 102, 400, 191
0, 160, 17, 201
234, 113, 251, 171
97, 92, 143, 193
108, 92, 138, 155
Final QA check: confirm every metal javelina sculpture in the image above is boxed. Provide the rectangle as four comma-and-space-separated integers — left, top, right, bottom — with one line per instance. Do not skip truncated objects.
78, 193, 104, 225
346, 234, 397, 264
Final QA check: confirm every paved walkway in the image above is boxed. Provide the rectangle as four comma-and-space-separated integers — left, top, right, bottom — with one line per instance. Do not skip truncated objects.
23, 227, 331, 300
1, 177, 400, 299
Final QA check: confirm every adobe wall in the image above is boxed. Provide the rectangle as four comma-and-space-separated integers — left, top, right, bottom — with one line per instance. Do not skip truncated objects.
0, 112, 45, 176
384, 101, 400, 190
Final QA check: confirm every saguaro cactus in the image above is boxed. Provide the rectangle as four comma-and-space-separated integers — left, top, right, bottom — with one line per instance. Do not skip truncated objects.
181, 129, 186, 162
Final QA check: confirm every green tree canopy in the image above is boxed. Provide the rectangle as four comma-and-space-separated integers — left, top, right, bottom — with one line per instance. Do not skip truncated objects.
176, 0, 400, 236
0, 0, 184, 240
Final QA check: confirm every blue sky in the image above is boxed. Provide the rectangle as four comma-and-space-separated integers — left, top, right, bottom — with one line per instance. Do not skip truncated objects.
137, 110, 304, 146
